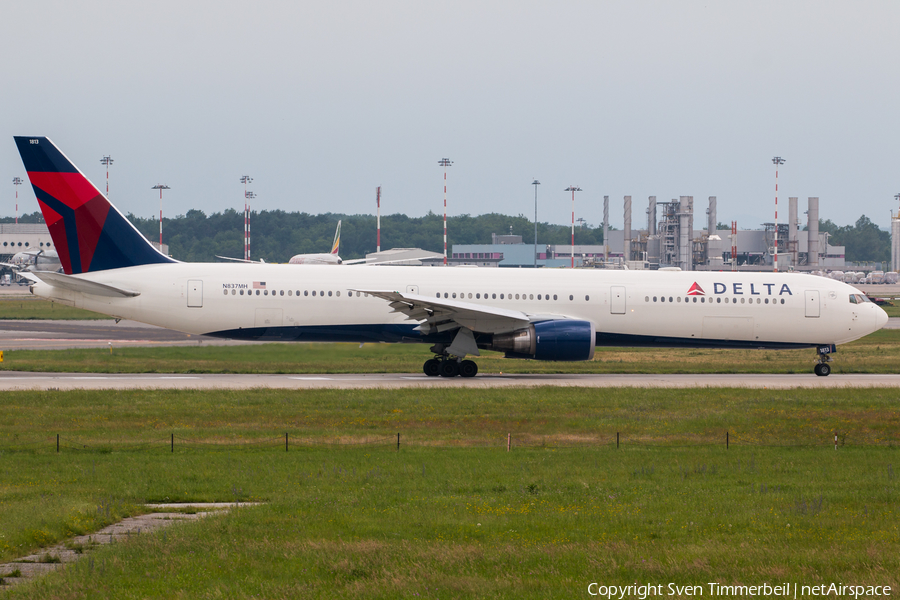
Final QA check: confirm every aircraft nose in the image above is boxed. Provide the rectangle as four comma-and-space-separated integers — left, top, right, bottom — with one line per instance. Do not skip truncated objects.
875, 305, 889, 331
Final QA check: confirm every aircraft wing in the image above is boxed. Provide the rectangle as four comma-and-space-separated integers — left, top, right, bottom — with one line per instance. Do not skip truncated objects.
355, 290, 533, 335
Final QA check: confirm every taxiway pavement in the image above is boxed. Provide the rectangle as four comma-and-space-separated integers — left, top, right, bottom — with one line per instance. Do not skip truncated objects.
2, 371, 899, 391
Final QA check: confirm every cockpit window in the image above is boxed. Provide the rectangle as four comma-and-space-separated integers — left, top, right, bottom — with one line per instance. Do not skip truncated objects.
849, 294, 870, 304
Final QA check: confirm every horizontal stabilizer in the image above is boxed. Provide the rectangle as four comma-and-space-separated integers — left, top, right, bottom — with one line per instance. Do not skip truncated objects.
28, 271, 140, 297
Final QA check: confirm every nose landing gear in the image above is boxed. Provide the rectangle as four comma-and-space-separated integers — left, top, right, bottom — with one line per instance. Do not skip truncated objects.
814, 344, 835, 377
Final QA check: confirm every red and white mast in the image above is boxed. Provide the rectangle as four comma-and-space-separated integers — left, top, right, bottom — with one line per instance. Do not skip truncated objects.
565, 186, 582, 268
772, 156, 784, 273
100, 155, 113, 199
12, 177, 23, 224
240, 176, 253, 260
376, 186, 381, 253
152, 184, 170, 248
438, 158, 452, 265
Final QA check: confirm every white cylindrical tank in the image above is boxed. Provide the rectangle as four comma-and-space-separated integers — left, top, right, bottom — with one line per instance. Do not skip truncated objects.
807, 197, 819, 267
624, 195, 632, 261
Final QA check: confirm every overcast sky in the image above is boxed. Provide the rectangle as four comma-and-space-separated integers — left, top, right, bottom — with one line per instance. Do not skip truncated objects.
2, 1, 899, 236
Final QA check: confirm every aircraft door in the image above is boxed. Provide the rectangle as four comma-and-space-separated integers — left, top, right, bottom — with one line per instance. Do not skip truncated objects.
406, 285, 419, 295
805, 290, 820, 318
610, 286, 626, 314
187, 280, 203, 308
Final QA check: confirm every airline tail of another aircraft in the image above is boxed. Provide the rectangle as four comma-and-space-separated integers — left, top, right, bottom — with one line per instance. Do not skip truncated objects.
330, 220, 341, 255
14, 137, 176, 274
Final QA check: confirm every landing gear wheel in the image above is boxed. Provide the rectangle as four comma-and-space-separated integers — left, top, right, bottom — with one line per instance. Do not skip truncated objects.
423, 358, 441, 377
459, 360, 478, 378
814, 363, 831, 377
439, 359, 460, 377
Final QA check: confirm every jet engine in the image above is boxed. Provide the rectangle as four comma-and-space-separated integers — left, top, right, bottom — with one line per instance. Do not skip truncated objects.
486, 320, 596, 361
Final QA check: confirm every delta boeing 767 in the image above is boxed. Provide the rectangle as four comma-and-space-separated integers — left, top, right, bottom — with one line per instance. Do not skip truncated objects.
13, 136, 887, 377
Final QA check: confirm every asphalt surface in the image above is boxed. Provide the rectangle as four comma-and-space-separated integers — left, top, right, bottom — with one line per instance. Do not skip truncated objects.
0, 319, 248, 350
1, 371, 899, 391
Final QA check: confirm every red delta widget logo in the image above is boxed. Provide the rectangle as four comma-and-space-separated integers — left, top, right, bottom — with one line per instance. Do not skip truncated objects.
687, 282, 794, 296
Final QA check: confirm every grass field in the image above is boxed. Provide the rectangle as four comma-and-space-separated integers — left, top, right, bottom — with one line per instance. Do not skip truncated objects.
2, 328, 899, 375
0, 298, 106, 320
1, 387, 898, 598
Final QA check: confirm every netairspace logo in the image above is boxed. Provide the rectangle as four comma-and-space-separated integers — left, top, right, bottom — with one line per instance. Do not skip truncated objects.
586, 582, 892, 599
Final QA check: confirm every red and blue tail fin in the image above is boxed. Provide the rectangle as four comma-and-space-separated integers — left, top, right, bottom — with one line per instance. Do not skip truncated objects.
13, 136, 176, 274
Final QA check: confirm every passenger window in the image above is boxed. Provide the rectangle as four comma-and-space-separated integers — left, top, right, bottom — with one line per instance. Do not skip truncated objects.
452, 293, 457, 298
476, 293, 481, 299
240, 289, 244, 296
312, 291, 317, 296
328, 291, 333, 297
568, 295, 573, 301
304, 291, 309, 296
256, 290, 260, 296
468, 293, 472, 299
553, 294, 558, 301
585, 295, 589, 301
492, 294, 497, 299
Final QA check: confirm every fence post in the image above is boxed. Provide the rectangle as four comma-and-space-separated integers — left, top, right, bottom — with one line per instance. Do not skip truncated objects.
616, 432, 619, 449
171, 433, 174, 453
726, 430, 729, 450
397, 433, 400, 451
285, 432, 288, 452
834, 432, 838, 450
57, 434, 59, 453
507, 433, 511, 452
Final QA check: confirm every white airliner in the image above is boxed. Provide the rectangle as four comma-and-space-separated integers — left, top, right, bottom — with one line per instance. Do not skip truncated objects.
2, 248, 62, 273
13, 136, 888, 377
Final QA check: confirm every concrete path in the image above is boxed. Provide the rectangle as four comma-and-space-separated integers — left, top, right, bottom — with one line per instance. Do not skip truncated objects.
0, 503, 257, 589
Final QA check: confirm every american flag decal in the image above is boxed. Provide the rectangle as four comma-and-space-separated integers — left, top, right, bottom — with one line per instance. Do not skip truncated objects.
253, 281, 266, 289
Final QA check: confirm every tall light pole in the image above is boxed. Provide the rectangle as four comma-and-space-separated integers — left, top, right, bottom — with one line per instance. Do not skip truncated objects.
152, 184, 170, 247
100, 156, 114, 198
772, 156, 785, 273
245, 191, 256, 260
376, 186, 382, 253
565, 186, 582, 268
532, 179, 540, 268
240, 176, 253, 260
439, 158, 453, 265
12, 177, 23, 224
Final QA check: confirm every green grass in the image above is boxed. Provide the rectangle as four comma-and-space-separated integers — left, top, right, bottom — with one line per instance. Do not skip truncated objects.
881, 304, 900, 318
2, 328, 899, 374
0, 298, 107, 320
1, 388, 898, 597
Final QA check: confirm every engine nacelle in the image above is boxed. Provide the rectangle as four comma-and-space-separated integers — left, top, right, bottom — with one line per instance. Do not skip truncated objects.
488, 320, 596, 362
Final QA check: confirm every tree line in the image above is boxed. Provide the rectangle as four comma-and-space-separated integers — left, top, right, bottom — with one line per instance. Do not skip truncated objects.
2, 210, 892, 264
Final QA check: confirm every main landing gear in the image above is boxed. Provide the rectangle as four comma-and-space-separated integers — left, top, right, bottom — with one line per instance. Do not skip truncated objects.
814, 344, 835, 377
423, 354, 478, 378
